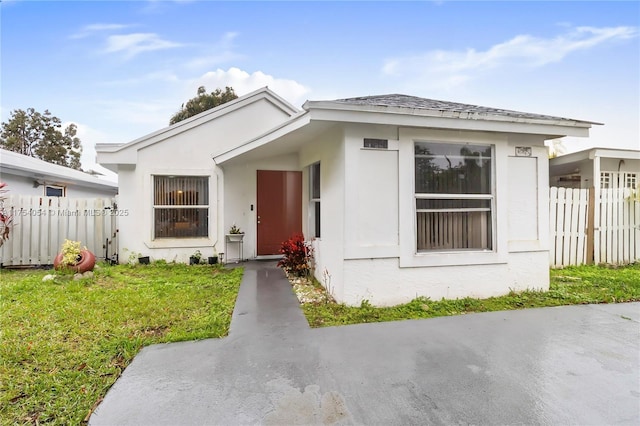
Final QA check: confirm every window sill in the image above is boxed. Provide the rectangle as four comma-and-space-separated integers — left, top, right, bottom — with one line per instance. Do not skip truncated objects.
145, 238, 213, 249
399, 250, 507, 268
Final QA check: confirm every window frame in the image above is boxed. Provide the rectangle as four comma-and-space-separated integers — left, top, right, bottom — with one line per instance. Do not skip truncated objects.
398, 129, 509, 268
152, 175, 209, 239
309, 162, 321, 238
45, 184, 65, 197
414, 141, 496, 253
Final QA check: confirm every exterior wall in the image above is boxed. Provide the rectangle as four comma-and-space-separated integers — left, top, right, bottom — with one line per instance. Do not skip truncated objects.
115, 99, 291, 263
0, 171, 117, 198
600, 157, 640, 174
222, 154, 299, 260
114, 166, 145, 261
323, 127, 550, 306
299, 127, 346, 301
1, 174, 41, 195
343, 251, 549, 306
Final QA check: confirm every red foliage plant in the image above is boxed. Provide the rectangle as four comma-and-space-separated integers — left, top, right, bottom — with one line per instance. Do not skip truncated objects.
0, 182, 13, 247
277, 233, 314, 277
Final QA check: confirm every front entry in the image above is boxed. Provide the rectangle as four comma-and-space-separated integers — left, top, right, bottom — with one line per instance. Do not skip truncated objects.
256, 170, 302, 255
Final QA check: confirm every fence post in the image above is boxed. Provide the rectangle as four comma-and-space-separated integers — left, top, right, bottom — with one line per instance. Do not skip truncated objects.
586, 186, 595, 265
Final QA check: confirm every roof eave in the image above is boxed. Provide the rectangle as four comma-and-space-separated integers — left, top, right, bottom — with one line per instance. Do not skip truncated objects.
96, 87, 301, 166
305, 101, 599, 128
307, 107, 591, 138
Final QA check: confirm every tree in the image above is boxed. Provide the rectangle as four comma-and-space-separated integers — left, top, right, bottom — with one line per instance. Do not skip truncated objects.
0, 108, 82, 170
170, 86, 238, 125
547, 138, 567, 159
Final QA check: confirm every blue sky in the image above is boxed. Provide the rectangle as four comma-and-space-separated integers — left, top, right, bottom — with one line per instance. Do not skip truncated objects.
2, 1, 638, 177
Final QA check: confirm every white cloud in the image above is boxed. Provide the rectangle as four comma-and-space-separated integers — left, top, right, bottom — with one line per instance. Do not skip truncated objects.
192, 67, 311, 107
383, 25, 638, 89
70, 23, 133, 39
186, 32, 244, 70
104, 33, 182, 58
101, 71, 181, 87
96, 99, 176, 129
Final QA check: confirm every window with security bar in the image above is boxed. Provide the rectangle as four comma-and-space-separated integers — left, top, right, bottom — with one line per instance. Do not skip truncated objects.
153, 176, 209, 238
414, 142, 494, 251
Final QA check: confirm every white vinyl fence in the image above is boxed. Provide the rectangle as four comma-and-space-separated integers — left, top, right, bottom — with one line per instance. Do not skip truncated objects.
550, 187, 640, 267
0, 195, 118, 267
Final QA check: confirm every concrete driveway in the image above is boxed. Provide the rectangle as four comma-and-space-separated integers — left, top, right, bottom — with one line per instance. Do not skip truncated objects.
90, 262, 640, 425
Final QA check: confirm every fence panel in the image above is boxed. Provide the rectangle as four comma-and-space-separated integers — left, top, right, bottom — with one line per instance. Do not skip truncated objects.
597, 188, 639, 265
551, 187, 640, 267
549, 187, 589, 267
0, 195, 118, 267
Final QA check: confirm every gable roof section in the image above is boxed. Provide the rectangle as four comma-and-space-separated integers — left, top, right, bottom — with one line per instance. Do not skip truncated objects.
216, 92, 602, 164
96, 87, 300, 168
312, 94, 601, 126
0, 148, 118, 190
303, 94, 600, 138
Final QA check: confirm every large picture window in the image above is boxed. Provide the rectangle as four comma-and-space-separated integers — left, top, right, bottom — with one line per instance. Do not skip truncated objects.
415, 142, 493, 251
154, 176, 208, 238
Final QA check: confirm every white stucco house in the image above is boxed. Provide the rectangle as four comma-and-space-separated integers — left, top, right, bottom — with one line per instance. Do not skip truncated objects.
549, 147, 639, 190
0, 148, 118, 197
96, 87, 598, 306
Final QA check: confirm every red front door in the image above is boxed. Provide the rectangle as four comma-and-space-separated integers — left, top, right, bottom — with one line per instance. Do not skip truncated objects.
256, 170, 302, 255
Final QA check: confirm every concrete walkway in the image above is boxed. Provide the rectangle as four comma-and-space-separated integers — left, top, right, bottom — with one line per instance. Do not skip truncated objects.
90, 261, 640, 425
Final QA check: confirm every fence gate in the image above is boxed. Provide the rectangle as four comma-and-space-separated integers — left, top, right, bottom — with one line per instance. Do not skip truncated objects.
0, 195, 119, 267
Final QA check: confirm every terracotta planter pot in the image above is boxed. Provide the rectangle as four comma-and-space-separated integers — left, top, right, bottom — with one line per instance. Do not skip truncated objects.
54, 249, 96, 273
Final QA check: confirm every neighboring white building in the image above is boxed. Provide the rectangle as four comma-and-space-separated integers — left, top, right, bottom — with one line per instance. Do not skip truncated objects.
549, 147, 639, 190
0, 148, 118, 197
97, 87, 598, 306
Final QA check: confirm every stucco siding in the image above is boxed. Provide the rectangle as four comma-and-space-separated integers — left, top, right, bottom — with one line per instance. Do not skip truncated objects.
323, 128, 551, 306
300, 128, 346, 302
115, 97, 297, 263
342, 251, 549, 306
1, 172, 117, 197
2, 174, 42, 196
115, 167, 146, 260
600, 157, 640, 173
343, 124, 400, 259
223, 154, 300, 260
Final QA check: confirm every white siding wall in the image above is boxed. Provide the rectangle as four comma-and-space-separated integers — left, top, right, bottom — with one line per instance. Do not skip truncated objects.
115, 99, 291, 263
223, 154, 299, 260
300, 127, 346, 302
600, 158, 640, 174
343, 251, 550, 306
1, 172, 116, 198
332, 128, 550, 306
114, 166, 145, 260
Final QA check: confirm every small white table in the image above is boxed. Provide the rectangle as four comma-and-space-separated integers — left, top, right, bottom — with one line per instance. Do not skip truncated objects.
224, 234, 244, 263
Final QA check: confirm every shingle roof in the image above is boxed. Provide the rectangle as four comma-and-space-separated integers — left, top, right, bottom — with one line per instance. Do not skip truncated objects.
332, 94, 596, 124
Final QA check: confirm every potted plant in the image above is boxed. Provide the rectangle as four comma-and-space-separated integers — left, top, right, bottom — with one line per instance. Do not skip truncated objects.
226, 224, 244, 242
53, 239, 96, 273
189, 249, 202, 265
208, 244, 219, 265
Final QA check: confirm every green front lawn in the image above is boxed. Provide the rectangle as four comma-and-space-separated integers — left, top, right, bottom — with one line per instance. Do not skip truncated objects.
302, 263, 640, 327
0, 263, 242, 425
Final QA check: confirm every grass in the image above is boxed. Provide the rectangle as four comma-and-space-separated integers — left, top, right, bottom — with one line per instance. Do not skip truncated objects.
302, 263, 640, 327
0, 262, 242, 425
